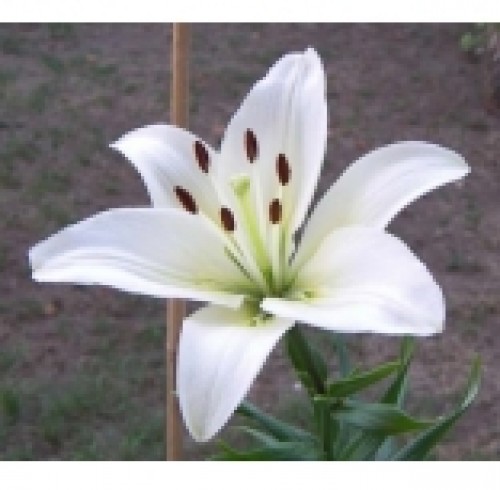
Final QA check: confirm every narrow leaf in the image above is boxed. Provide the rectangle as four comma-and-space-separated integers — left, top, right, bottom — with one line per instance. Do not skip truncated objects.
213, 440, 319, 461
329, 399, 431, 435
327, 361, 399, 398
285, 326, 327, 395
237, 426, 280, 447
393, 357, 481, 461
342, 338, 415, 460
382, 337, 414, 407
237, 401, 315, 443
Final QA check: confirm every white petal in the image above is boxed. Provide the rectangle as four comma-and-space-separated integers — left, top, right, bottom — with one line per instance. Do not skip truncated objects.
296, 142, 469, 267
111, 124, 222, 222
263, 227, 444, 336
218, 48, 327, 234
177, 305, 293, 441
29, 208, 251, 308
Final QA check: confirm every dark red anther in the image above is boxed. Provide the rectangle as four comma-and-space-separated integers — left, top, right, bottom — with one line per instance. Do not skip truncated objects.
245, 129, 258, 163
276, 153, 291, 185
220, 207, 236, 232
269, 199, 282, 224
174, 186, 198, 214
194, 140, 210, 173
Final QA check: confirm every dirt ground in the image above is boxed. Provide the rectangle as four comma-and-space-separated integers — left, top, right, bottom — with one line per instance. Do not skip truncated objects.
1, 23, 499, 460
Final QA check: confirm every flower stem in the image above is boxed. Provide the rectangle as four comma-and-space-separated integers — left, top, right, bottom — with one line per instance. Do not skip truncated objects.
314, 397, 334, 460
285, 327, 334, 459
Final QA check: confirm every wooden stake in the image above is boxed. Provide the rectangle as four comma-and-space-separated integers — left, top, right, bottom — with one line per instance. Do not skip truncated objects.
166, 23, 189, 461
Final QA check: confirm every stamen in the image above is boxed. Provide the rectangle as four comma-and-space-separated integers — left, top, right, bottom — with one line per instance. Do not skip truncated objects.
194, 140, 210, 173
269, 198, 282, 224
174, 186, 198, 214
245, 129, 258, 163
276, 153, 291, 185
220, 207, 236, 232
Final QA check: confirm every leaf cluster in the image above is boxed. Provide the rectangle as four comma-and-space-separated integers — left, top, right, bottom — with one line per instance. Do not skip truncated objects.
213, 328, 480, 461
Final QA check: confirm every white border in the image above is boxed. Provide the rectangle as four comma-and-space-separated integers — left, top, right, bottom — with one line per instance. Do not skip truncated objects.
2, 0, 500, 22
0, 461, 498, 490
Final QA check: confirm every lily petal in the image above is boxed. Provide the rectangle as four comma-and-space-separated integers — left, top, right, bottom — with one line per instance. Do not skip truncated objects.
296, 142, 469, 267
219, 47, 327, 234
263, 226, 444, 336
111, 124, 222, 223
29, 208, 251, 308
177, 304, 293, 441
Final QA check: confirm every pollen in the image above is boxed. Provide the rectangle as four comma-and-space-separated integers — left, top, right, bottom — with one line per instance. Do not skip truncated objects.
220, 207, 236, 232
269, 198, 282, 224
276, 153, 291, 185
194, 140, 210, 173
174, 186, 198, 214
245, 129, 258, 163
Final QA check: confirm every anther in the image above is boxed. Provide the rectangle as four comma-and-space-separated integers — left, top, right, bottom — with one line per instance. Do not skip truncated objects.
245, 129, 258, 163
174, 186, 198, 214
194, 140, 210, 173
220, 207, 236, 232
269, 198, 282, 224
276, 153, 291, 185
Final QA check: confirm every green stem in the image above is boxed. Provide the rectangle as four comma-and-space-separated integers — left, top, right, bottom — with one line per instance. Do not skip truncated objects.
314, 398, 334, 460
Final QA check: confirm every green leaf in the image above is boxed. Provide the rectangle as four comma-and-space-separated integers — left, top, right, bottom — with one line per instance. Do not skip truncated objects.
374, 437, 398, 460
237, 426, 280, 447
285, 326, 327, 395
327, 361, 399, 398
313, 396, 335, 460
340, 338, 415, 460
393, 357, 481, 461
334, 339, 415, 460
236, 401, 315, 443
329, 399, 431, 435
382, 337, 414, 407
213, 440, 319, 461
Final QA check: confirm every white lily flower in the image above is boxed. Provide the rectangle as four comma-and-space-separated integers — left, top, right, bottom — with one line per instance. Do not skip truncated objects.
29, 48, 469, 442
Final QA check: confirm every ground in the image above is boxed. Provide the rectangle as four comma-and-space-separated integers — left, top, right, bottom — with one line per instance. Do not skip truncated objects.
0, 24, 499, 460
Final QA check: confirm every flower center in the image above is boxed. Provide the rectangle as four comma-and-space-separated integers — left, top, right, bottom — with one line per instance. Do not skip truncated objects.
174, 131, 297, 302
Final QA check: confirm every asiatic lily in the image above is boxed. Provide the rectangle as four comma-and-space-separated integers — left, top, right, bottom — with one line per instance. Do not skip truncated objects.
29, 48, 469, 442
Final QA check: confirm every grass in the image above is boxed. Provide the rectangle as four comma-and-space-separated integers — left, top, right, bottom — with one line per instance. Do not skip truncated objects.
0, 387, 21, 425
467, 302, 498, 329
464, 194, 482, 231
0, 160, 20, 189
14, 298, 44, 322
118, 415, 164, 460
0, 69, 16, 92
124, 83, 138, 95
0, 337, 167, 460
446, 249, 483, 274
0, 140, 38, 177
68, 55, 118, 84
40, 54, 65, 75
38, 201, 73, 227
48, 127, 71, 151
27, 83, 55, 114
47, 24, 75, 41
39, 376, 112, 448
31, 169, 71, 198
0, 244, 8, 272
0, 36, 24, 56
135, 322, 164, 346
0, 348, 19, 374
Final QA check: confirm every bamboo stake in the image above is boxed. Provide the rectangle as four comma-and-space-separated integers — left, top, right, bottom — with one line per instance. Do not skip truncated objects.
166, 23, 189, 461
